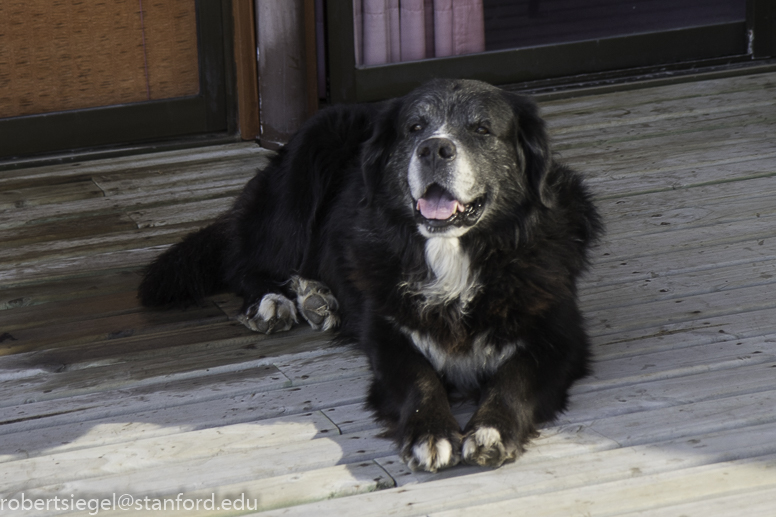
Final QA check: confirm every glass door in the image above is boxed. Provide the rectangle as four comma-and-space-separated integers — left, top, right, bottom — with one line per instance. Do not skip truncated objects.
484, 0, 747, 50
329, 0, 772, 103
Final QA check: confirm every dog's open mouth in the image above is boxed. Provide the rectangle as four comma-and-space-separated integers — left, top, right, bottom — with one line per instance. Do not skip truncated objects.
415, 183, 485, 231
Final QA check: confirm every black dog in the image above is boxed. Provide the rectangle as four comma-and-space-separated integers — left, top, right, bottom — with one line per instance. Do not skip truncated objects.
139, 79, 602, 472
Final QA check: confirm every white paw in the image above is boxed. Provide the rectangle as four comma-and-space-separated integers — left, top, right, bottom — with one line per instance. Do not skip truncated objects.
237, 293, 298, 334
462, 426, 517, 467
290, 276, 340, 331
404, 435, 460, 473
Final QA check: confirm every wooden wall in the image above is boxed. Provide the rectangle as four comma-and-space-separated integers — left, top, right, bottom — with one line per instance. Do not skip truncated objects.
0, 0, 200, 120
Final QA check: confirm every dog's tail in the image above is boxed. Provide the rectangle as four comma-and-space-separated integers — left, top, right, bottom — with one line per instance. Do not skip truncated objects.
138, 217, 231, 307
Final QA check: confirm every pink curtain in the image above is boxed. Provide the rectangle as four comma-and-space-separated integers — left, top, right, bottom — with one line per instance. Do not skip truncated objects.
354, 0, 485, 66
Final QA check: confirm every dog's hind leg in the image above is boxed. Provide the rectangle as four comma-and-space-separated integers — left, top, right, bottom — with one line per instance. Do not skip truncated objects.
290, 276, 340, 331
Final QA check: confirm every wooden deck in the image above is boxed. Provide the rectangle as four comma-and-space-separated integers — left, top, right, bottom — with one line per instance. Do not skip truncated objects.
2, 71, 776, 516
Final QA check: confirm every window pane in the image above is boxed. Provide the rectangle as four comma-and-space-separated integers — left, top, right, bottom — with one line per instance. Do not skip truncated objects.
484, 0, 747, 51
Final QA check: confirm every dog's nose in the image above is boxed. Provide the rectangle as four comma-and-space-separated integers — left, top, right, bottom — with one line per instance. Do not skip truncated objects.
418, 138, 456, 161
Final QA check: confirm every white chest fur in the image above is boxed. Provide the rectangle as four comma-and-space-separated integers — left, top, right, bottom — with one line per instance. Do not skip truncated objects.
398, 237, 512, 389
419, 237, 480, 309
405, 329, 517, 390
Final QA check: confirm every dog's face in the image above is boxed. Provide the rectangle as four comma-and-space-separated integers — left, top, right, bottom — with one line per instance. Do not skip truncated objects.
362, 79, 550, 238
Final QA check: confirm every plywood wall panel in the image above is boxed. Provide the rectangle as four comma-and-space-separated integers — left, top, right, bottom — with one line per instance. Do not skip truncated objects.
143, 0, 200, 100
0, 0, 199, 119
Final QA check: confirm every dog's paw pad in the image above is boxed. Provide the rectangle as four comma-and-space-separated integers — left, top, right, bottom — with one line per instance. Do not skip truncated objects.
462, 426, 519, 467
237, 293, 298, 334
291, 276, 340, 331
403, 435, 461, 473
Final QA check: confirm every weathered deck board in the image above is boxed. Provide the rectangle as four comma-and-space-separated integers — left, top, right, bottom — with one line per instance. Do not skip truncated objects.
0, 143, 270, 185
0, 71, 775, 516
0, 178, 105, 210
253, 427, 776, 517
0, 411, 338, 463
0, 270, 140, 310
542, 73, 776, 124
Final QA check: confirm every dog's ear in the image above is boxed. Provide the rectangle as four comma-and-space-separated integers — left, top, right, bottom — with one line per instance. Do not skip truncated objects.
504, 92, 552, 207
361, 98, 402, 204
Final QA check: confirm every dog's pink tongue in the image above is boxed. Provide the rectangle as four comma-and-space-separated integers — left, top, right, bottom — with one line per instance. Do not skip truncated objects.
418, 189, 463, 220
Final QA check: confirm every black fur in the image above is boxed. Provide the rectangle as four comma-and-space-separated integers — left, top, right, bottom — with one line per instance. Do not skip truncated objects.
139, 79, 602, 471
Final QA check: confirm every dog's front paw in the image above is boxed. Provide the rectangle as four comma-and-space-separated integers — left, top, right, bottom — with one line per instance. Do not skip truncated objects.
237, 293, 298, 333
402, 433, 462, 473
291, 276, 340, 331
462, 426, 519, 467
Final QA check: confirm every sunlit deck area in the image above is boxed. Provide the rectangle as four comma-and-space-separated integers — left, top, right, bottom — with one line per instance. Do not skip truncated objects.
2, 71, 776, 516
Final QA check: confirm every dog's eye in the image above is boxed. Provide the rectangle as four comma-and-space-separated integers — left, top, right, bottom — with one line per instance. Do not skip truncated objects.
474, 126, 490, 135
409, 123, 423, 133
